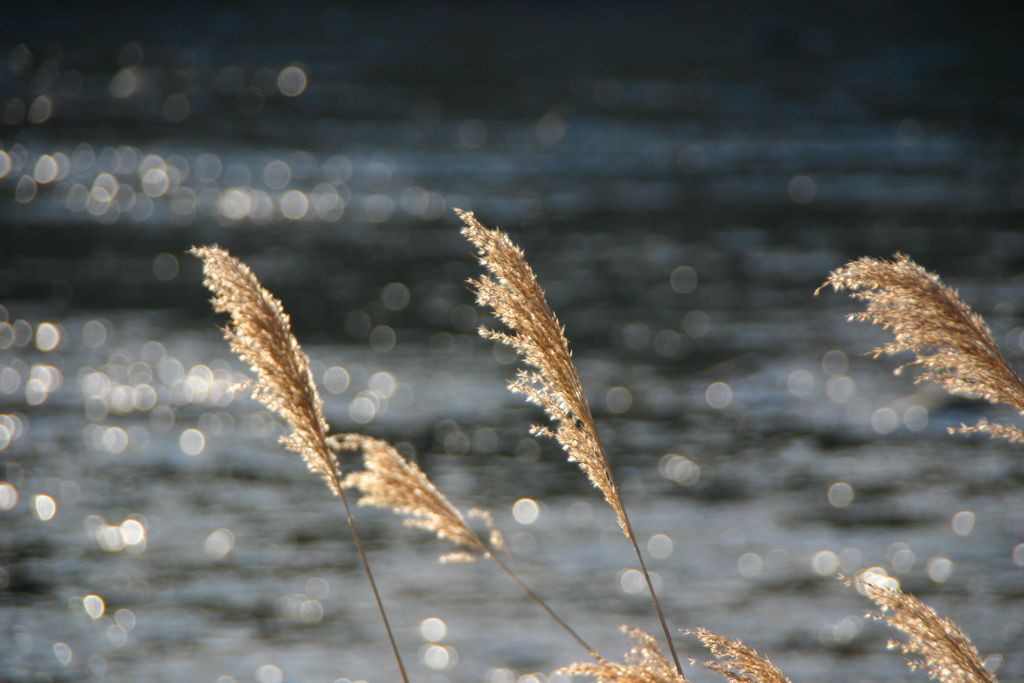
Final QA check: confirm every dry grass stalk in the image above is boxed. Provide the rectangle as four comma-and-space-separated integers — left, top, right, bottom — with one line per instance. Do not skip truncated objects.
688, 629, 791, 683
191, 245, 341, 491
458, 210, 622, 528
334, 433, 500, 561
191, 245, 409, 683
459, 209, 684, 674
860, 581, 997, 683
334, 432, 602, 661
560, 627, 688, 683
819, 253, 1024, 442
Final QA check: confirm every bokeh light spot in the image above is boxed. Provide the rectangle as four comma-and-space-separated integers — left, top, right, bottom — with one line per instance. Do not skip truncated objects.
420, 617, 447, 642
324, 367, 350, 393
278, 66, 308, 97
204, 528, 235, 560
83, 595, 105, 619
648, 534, 673, 559
828, 482, 854, 508
952, 511, 975, 536
706, 382, 732, 409
179, 428, 206, 456
33, 494, 56, 521
512, 498, 540, 525
606, 386, 633, 413
670, 265, 697, 293
35, 323, 61, 351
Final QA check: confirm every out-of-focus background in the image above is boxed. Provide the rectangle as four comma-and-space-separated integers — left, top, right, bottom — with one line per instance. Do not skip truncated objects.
1, 3, 1023, 682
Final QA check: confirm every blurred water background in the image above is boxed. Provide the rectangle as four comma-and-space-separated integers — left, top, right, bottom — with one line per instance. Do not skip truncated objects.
1, 3, 1024, 682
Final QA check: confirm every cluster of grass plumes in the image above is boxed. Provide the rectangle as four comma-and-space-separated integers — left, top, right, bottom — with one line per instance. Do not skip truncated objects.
194, 241, 603, 670
859, 580, 996, 683
819, 253, 1024, 442
192, 238, 1003, 683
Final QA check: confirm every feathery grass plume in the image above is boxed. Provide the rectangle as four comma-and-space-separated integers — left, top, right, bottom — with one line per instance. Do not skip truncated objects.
191, 246, 409, 683
334, 432, 603, 662
192, 245, 340, 490
458, 209, 683, 675
860, 580, 997, 683
458, 210, 619, 527
560, 627, 688, 683
688, 629, 791, 683
819, 253, 1024, 442
334, 433, 499, 561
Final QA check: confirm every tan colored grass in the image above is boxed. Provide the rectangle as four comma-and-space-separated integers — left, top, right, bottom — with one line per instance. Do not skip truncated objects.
560, 627, 688, 683
334, 433, 503, 562
191, 245, 341, 492
688, 629, 791, 683
460, 209, 683, 674
458, 210, 623, 530
861, 581, 997, 683
819, 253, 1024, 442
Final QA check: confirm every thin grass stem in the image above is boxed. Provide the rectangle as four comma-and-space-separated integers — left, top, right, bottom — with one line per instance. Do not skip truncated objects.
336, 480, 410, 683
488, 550, 602, 662
619, 503, 682, 674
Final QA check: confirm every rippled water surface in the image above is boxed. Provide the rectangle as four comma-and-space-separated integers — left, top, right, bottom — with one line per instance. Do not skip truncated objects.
2, 4, 1024, 683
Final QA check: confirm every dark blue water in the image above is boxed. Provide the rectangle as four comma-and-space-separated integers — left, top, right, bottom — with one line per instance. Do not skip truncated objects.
1, 4, 1023, 683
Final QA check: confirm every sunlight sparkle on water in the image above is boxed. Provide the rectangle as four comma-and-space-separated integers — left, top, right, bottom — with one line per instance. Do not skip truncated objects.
256, 664, 283, 683
827, 482, 854, 508
512, 498, 540, 525
812, 550, 839, 576
53, 642, 72, 666
204, 528, 235, 560
647, 534, 673, 559
35, 322, 61, 351
952, 510, 975, 536
424, 644, 459, 671
660, 453, 700, 485
927, 556, 953, 583
706, 382, 732, 409
83, 594, 105, 619
420, 617, 447, 642
33, 494, 56, 521
0, 482, 18, 509
179, 428, 205, 455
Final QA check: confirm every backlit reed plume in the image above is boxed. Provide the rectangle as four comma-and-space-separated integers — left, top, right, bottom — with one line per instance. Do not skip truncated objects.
459, 209, 683, 675
688, 629, 791, 683
191, 245, 408, 683
333, 433, 502, 563
861, 581, 997, 683
192, 246, 338, 491
560, 627, 688, 683
334, 431, 602, 662
819, 253, 1024, 442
